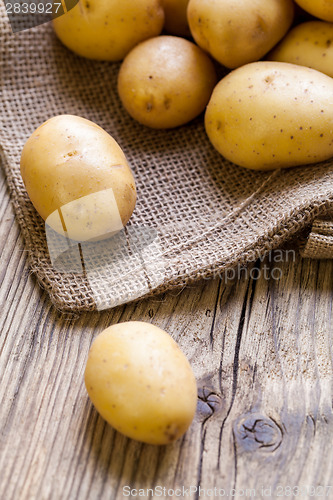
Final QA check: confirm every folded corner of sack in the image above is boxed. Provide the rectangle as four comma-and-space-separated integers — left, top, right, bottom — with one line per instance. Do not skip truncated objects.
299, 210, 333, 259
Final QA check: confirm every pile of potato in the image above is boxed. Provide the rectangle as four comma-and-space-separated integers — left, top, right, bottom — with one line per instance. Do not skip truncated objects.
21, 0, 333, 235
50, 0, 333, 172
19, 0, 333, 444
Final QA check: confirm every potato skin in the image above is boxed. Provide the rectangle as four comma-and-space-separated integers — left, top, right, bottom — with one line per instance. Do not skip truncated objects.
187, 0, 294, 68
52, 0, 164, 61
294, 0, 333, 22
268, 21, 333, 78
161, 0, 191, 37
205, 62, 333, 170
117, 36, 217, 129
84, 322, 197, 445
20, 115, 136, 241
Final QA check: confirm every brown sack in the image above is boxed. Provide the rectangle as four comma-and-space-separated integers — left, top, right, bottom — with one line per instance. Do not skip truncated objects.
1, 8, 333, 312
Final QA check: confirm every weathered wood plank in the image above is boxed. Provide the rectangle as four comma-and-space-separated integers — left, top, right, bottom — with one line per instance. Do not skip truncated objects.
1, 162, 333, 500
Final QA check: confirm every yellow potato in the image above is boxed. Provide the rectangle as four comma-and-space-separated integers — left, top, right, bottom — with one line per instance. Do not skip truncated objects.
20, 115, 136, 241
52, 0, 164, 61
84, 322, 197, 445
117, 35, 217, 129
294, 0, 333, 22
205, 61, 333, 170
187, 0, 294, 68
161, 0, 191, 37
268, 21, 333, 78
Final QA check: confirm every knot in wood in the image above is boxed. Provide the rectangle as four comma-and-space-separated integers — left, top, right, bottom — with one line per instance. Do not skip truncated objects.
197, 387, 222, 420
234, 413, 283, 452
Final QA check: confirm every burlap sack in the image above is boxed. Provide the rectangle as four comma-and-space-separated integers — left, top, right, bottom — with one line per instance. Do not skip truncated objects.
300, 211, 333, 259
1, 6, 333, 312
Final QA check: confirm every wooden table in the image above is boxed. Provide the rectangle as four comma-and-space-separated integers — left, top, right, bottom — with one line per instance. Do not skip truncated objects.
1, 163, 333, 500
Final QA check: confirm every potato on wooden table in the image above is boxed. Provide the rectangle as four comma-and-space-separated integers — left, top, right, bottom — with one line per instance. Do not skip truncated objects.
85, 321, 197, 445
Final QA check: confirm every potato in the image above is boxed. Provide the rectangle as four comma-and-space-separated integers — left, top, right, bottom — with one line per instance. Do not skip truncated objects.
117, 36, 217, 129
187, 0, 294, 68
293, 0, 333, 22
20, 115, 136, 241
84, 322, 197, 445
205, 61, 333, 170
268, 21, 333, 78
52, 0, 164, 61
162, 0, 191, 37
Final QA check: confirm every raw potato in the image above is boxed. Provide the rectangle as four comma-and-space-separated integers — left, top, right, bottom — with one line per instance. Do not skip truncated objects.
187, 0, 294, 68
20, 115, 136, 241
268, 21, 333, 78
161, 0, 191, 37
205, 61, 333, 170
117, 36, 217, 129
52, 0, 164, 61
84, 322, 197, 445
293, 0, 333, 22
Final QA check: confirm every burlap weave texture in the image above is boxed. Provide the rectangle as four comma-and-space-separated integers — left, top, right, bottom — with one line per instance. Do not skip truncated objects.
1, 6, 333, 312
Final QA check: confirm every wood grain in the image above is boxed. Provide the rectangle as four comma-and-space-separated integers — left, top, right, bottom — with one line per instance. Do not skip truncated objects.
1, 164, 333, 500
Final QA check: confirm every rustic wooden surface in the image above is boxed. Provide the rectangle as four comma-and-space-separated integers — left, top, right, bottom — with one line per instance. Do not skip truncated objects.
1, 162, 333, 500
